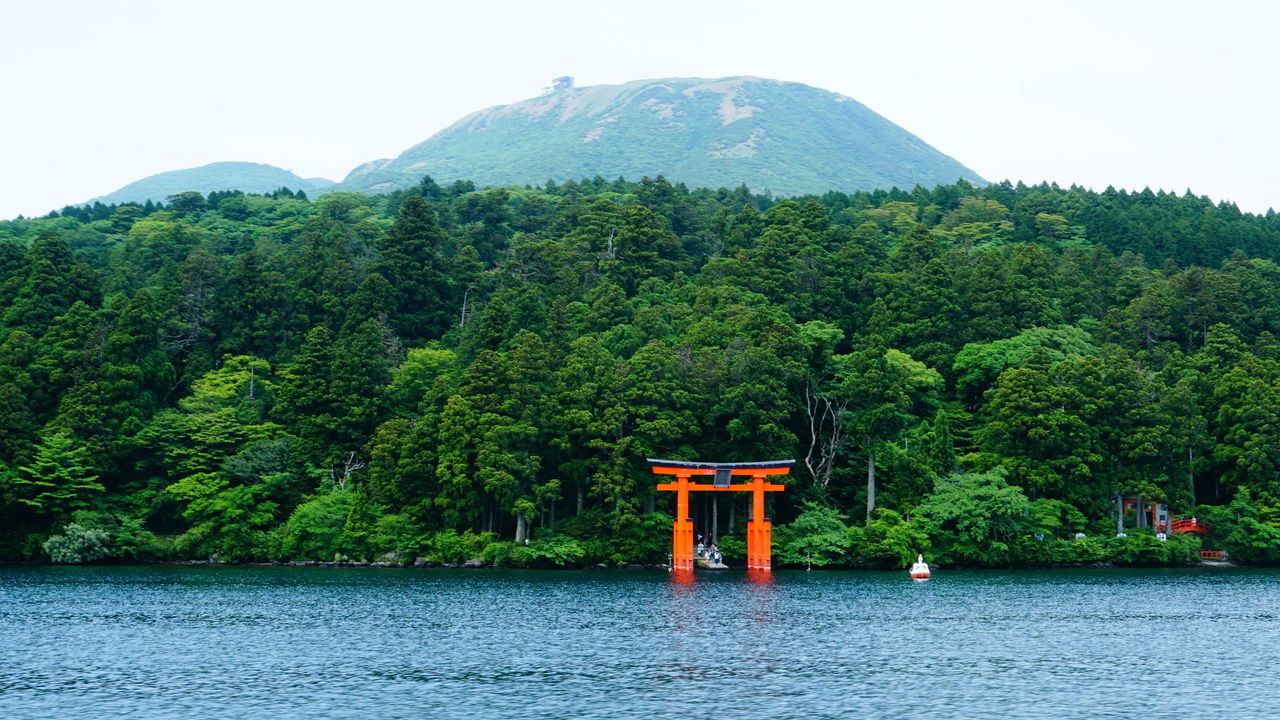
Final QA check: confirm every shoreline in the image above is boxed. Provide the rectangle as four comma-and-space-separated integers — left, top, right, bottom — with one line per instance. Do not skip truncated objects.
0, 559, 1244, 571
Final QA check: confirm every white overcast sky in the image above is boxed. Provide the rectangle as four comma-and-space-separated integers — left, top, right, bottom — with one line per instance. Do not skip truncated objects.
1, 0, 1277, 219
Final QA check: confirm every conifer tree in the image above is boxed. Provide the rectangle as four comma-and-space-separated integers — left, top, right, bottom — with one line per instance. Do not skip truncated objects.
375, 195, 453, 341
14, 432, 104, 522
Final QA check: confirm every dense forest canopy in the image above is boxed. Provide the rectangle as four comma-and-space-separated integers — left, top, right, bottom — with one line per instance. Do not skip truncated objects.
3, 176, 1280, 567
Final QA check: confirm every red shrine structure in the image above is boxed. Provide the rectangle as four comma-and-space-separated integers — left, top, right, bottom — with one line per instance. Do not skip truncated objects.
649, 459, 792, 571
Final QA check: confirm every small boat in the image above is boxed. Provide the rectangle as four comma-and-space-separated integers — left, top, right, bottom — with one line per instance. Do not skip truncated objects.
909, 553, 930, 580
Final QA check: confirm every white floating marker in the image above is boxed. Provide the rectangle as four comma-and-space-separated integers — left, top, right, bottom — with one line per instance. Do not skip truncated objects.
909, 553, 930, 581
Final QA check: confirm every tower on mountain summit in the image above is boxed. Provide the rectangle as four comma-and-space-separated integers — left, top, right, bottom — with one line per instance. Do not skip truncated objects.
540, 76, 574, 95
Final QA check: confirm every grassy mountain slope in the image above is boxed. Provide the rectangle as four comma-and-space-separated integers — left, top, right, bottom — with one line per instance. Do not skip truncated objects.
335, 76, 984, 195
88, 162, 333, 205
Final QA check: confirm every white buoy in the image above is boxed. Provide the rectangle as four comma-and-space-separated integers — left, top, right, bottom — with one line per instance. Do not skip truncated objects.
909, 553, 930, 580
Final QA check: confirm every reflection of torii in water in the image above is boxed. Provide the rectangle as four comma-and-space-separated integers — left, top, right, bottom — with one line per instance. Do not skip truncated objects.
649, 459, 791, 572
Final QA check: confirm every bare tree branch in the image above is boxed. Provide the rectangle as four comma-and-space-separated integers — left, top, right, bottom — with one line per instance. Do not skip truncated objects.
803, 378, 847, 488
330, 452, 367, 491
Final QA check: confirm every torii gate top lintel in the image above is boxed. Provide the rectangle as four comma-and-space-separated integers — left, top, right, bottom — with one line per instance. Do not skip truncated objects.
647, 458, 794, 472
650, 458, 792, 572
647, 458, 792, 485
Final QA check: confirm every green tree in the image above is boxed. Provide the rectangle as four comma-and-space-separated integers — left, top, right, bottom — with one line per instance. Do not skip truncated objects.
14, 432, 104, 522
374, 195, 454, 340
913, 471, 1031, 566
837, 347, 942, 522
952, 325, 1098, 409
278, 487, 354, 560
136, 356, 288, 557
0, 329, 37, 465
1212, 354, 1280, 500
852, 508, 929, 568
773, 503, 850, 567
275, 323, 389, 466
3, 232, 89, 332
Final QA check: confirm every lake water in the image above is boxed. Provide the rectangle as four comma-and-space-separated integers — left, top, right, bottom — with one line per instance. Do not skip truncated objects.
2, 565, 1277, 719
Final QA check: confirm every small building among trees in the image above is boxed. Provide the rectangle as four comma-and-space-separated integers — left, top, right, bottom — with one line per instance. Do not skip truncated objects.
1112, 494, 1170, 534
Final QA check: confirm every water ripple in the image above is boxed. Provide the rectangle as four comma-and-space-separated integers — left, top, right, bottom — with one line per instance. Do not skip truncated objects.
3, 566, 1279, 719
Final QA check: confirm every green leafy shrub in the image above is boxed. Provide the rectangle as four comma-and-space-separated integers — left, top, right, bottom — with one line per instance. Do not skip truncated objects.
278, 489, 352, 560
365, 513, 427, 559
1010, 533, 1116, 565
429, 529, 496, 563
43, 523, 110, 564
1222, 517, 1280, 563
612, 512, 672, 564
1025, 498, 1087, 536
773, 503, 850, 567
63, 510, 167, 562
510, 534, 587, 567
481, 541, 514, 565
169, 480, 278, 562
1069, 536, 1111, 563
1106, 529, 1199, 565
718, 535, 745, 563
1198, 494, 1280, 564
108, 516, 168, 562
853, 509, 929, 568
1161, 531, 1202, 564
556, 508, 670, 564
1011, 535, 1078, 565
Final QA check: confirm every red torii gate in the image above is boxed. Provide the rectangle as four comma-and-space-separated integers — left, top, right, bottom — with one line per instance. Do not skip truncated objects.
649, 459, 792, 571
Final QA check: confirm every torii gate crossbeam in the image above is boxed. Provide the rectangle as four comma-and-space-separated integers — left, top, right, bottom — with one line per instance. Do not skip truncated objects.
649, 459, 792, 571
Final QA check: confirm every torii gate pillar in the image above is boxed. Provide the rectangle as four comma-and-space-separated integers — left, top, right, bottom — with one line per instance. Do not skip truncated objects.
649, 459, 792, 572
746, 473, 772, 571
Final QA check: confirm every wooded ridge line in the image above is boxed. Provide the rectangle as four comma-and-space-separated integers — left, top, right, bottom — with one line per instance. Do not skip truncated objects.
1, 176, 1277, 569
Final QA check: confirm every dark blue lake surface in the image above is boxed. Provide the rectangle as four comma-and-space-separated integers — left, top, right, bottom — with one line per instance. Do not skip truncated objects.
2, 565, 1277, 719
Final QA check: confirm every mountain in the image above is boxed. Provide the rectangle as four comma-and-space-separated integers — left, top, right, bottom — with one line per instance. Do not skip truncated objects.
87, 162, 334, 205
334, 76, 984, 196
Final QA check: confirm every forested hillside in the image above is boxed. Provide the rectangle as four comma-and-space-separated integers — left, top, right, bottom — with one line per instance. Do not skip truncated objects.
3, 177, 1280, 568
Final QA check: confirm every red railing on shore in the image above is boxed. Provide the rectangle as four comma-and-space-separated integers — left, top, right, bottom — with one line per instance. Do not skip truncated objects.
1200, 550, 1226, 560
1172, 517, 1209, 535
